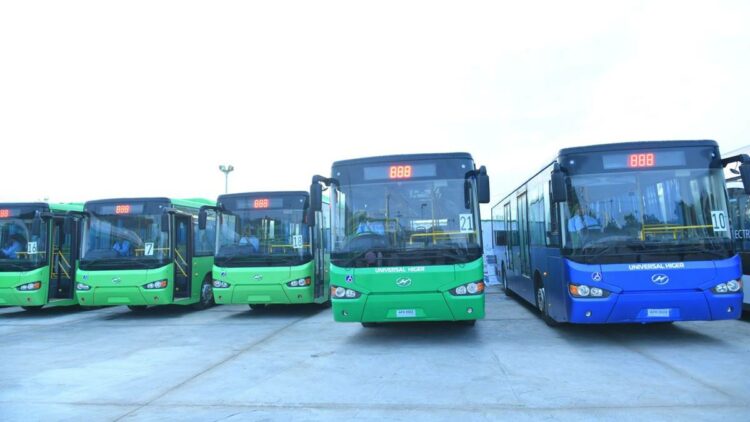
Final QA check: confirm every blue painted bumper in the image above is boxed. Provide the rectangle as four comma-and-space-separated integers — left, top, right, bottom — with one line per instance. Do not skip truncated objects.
567, 291, 743, 323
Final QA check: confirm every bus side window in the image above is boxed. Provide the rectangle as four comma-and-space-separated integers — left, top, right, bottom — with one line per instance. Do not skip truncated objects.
495, 230, 507, 246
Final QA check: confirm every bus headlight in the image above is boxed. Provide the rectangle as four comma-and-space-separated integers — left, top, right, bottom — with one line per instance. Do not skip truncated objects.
17, 281, 42, 291
712, 280, 742, 294
287, 277, 311, 287
143, 280, 168, 289
76, 283, 91, 291
213, 280, 230, 288
331, 285, 361, 299
569, 284, 610, 298
450, 281, 484, 296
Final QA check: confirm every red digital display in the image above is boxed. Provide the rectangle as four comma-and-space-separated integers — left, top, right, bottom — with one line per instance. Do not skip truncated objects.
389, 165, 413, 179
628, 153, 655, 168
253, 198, 269, 209
115, 204, 131, 214
0, 209, 9, 218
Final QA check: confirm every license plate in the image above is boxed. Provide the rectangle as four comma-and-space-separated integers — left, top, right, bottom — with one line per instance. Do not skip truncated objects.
396, 309, 416, 318
647, 308, 670, 318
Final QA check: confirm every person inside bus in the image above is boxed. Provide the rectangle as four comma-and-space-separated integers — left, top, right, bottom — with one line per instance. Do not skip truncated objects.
112, 238, 131, 257
568, 204, 602, 246
239, 226, 259, 252
0, 234, 23, 259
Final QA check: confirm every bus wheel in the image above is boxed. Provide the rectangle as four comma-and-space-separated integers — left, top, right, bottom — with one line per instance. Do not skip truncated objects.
194, 279, 214, 310
502, 265, 510, 297
536, 281, 559, 327
248, 304, 268, 311
21, 306, 43, 312
128, 305, 148, 312
361, 322, 379, 328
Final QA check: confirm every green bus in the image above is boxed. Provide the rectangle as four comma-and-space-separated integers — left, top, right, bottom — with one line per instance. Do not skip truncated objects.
75, 197, 217, 311
0, 202, 83, 311
204, 191, 330, 309
310, 152, 490, 326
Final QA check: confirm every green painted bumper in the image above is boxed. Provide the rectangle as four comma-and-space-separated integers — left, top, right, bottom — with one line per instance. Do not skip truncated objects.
332, 292, 485, 323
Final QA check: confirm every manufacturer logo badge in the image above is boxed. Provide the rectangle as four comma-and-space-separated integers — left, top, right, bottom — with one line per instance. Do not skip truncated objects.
591, 272, 602, 282
345, 274, 353, 284
253, 274, 263, 281
396, 277, 412, 287
112, 277, 121, 284
651, 274, 669, 285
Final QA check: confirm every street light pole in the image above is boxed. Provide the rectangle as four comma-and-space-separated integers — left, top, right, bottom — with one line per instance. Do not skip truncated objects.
219, 164, 234, 194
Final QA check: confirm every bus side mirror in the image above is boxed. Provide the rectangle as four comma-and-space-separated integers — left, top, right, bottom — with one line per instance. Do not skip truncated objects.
161, 213, 170, 232
477, 166, 490, 204
310, 183, 322, 212
306, 209, 317, 227
740, 163, 750, 194
198, 209, 207, 230
551, 168, 568, 203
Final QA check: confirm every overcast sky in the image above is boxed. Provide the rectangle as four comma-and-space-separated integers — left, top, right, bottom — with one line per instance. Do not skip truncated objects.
2, 1, 749, 216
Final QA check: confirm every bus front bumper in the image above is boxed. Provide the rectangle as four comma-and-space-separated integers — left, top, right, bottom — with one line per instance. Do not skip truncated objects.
76, 287, 173, 306
214, 284, 314, 305
0, 287, 47, 307
332, 292, 484, 323
566, 291, 743, 323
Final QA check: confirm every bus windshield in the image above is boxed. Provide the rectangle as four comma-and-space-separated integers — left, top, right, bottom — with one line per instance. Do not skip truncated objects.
216, 208, 311, 267
562, 167, 732, 263
0, 215, 47, 271
331, 178, 482, 267
80, 213, 170, 269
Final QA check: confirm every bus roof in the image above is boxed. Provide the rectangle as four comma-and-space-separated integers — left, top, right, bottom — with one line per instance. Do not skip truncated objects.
0, 202, 83, 213
333, 152, 474, 167
558, 140, 717, 156
49, 202, 84, 213
218, 191, 309, 202
84, 197, 215, 209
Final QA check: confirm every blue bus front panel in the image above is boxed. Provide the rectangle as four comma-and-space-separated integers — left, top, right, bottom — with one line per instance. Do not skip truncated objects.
562, 256, 743, 323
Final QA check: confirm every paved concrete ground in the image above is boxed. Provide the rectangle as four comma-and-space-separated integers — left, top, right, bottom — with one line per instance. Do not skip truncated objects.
1, 286, 749, 421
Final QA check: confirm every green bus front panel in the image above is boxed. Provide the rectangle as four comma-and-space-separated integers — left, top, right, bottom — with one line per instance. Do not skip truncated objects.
330, 258, 485, 323
76, 257, 213, 307
0, 266, 51, 307
76, 265, 174, 306
213, 261, 320, 305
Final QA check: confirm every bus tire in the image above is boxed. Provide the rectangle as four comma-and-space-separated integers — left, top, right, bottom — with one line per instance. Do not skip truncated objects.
21, 306, 43, 312
458, 319, 476, 327
535, 279, 559, 327
361, 322, 379, 328
248, 304, 269, 311
501, 264, 510, 297
128, 305, 148, 312
194, 278, 214, 310
318, 299, 332, 308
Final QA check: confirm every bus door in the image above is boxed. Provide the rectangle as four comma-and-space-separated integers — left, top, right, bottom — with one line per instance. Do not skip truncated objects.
516, 192, 532, 289
49, 217, 77, 301
173, 214, 193, 299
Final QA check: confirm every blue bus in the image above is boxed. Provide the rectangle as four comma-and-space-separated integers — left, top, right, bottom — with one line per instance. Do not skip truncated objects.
492, 140, 748, 325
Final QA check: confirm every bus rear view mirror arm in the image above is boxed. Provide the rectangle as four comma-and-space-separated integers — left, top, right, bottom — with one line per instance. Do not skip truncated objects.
198, 205, 219, 230
722, 154, 750, 194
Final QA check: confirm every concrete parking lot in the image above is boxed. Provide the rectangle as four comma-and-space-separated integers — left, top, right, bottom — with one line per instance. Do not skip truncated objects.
1, 286, 749, 421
